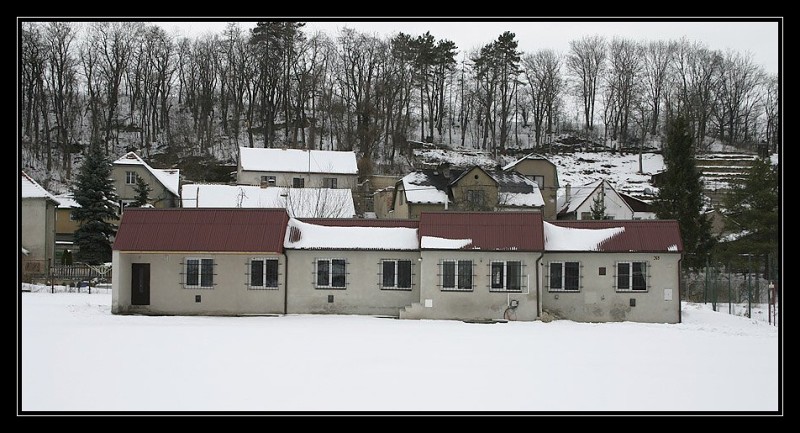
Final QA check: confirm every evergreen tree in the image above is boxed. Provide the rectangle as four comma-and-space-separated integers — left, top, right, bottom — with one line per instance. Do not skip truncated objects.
652, 113, 714, 269
129, 176, 152, 207
590, 183, 607, 219
719, 157, 779, 277
71, 142, 119, 264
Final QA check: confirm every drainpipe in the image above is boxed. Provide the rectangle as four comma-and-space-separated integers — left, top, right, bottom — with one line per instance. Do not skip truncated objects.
283, 253, 288, 315
536, 252, 543, 317
677, 255, 682, 323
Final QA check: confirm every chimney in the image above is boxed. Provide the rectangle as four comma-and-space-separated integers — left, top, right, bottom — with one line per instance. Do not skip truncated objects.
565, 183, 571, 201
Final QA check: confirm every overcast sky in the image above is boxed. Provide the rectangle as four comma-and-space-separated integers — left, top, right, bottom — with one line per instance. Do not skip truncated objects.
155, 18, 781, 75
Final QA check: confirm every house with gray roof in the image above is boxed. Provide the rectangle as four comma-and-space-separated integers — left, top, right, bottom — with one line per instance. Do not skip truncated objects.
389, 165, 544, 219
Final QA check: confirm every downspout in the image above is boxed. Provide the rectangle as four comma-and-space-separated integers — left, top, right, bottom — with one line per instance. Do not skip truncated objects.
536, 252, 543, 318
283, 252, 288, 315
677, 255, 682, 323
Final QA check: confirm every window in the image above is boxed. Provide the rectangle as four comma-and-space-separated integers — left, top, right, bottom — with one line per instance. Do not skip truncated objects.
491, 261, 522, 291
316, 258, 346, 289
261, 175, 276, 186
617, 261, 647, 291
580, 212, 592, 220
549, 261, 580, 291
323, 177, 337, 188
249, 258, 279, 289
185, 258, 214, 289
466, 189, 485, 208
125, 171, 138, 185
381, 259, 412, 290
293, 177, 305, 188
532, 175, 545, 189
441, 260, 472, 291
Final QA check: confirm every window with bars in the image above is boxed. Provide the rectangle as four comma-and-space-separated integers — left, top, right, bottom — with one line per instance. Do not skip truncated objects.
184, 258, 214, 289
548, 261, 580, 291
490, 261, 523, 291
316, 258, 347, 289
441, 259, 473, 291
381, 259, 412, 290
616, 261, 648, 291
248, 258, 279, 289
293, 177, 305, 188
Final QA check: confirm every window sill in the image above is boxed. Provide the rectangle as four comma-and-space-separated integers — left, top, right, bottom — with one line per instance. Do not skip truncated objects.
380, 287, 413, 291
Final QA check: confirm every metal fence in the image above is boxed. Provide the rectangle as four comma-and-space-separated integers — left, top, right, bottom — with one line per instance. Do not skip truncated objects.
681, 264, 779, 325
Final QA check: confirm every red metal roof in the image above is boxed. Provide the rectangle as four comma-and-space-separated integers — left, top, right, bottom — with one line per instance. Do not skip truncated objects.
548, 220, 683, 252
300, 218, 419, 228
113, 208, 289, 253
418, 212, 544, 251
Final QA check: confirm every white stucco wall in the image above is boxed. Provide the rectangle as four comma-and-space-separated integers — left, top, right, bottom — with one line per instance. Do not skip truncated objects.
540, 252, 681, 323
21, 198, 56, 265
112, 251, 286, 315
238, 170, 357, 190
284, 250, 420, 316
574, 188, 633, 220
403, 250, 541, 321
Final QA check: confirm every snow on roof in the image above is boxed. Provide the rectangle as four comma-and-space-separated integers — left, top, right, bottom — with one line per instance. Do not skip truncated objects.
181, 184, 356, 218
558, 179, 602, 214
53, 193, 79, 208
21, 171, 58, 203
501, 153, 553, 171
401, 171, 449, 204
239, 147, 358, 175
543, 221, 625, 251
494, 171, 544, 208
113, 152, 180, 197
420, 236, 473, 249
283, 218, 418, 250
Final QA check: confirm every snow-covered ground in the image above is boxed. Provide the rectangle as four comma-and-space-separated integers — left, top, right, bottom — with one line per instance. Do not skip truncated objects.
19, 283, 780, 413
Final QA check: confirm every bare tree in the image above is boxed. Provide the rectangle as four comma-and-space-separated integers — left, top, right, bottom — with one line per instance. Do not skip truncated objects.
20, 23, 47, 166
89, 22, 141, 154
280, 187, 354, 218
669, 38, 722, 151
566, 35, 607, 136
762, 74, 779, 153
642, 40, 675, 138
43, 21, 79, 177
522, 49, 563, 150
606, 37, 643, 154
715, 49, 765, 148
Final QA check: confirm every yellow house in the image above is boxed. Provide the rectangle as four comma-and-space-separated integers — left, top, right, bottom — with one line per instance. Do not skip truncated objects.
391, 165, 544, 219
502, 153, 560, 220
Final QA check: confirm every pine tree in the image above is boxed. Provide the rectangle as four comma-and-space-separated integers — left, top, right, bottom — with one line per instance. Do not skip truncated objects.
590, 183, 607, 219
719, 157, 779, 276
129, 176, 152, 207
71, 142, 119, 264
652, 113, 714, 269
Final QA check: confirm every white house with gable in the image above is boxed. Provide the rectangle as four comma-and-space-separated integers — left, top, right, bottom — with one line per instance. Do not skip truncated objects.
557, 179, 634, 220
237, 147, 358, 189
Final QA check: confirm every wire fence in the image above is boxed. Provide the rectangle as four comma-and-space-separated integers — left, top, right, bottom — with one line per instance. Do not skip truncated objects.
682, 264, 779, 325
